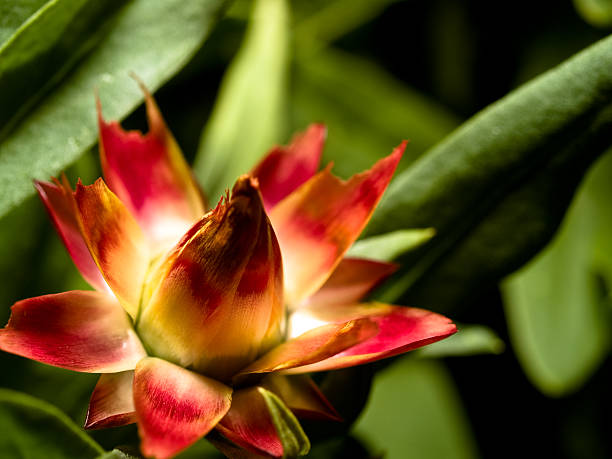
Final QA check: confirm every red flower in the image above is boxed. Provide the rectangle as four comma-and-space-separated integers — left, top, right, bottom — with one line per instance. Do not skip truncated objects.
0, 87, 456, 458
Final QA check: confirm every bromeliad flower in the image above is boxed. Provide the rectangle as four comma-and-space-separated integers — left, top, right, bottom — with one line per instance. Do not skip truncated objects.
0, 87, 456, 459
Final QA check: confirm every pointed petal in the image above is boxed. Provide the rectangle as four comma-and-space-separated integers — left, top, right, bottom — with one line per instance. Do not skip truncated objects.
306, 257, 398, 307
270, 144, 405, 306
134, 357, 232, 459
262, 375, 341, 422
34, 179, 108, 293
0, 291, 146, 373
98, 89, 206, 247
233, 319, 378, 383
283, 303, 456, 374
137, 176, 283, 381
251, 124, 326, 211
75, 179, 149, 318
85, 371, 136, 429
216, 387, 284, 458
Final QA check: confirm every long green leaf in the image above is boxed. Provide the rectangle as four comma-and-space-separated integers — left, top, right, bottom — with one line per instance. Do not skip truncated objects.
0, 0, 48, 45
0, 388, 103, 458
502, 151, 612, 396
292, 47, 459, 178
195, 0, 290, 201
352, 358, 478, 459
0, 0, 226, 219
365, 33, 612, 309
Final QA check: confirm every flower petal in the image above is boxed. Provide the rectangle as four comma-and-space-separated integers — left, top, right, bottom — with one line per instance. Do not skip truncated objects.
283, 303, 457, 374
233, 319, 378, 383
251, 124, 326, 211
216, 387, 284, 458
133, 357, 232, 459
261, 375, 341, 422
98, 88, 206, 247
270, 143, 405, 306
34, 178, 108, 293
306, 257, 398, 308
137, 176, 283, 382
85, 371, 136, 429
0, 291, 146, 373
75, 179, 149, 318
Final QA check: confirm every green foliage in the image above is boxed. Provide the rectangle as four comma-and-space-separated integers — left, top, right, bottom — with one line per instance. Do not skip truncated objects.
0, 389, 103, 458
574, 0, 612, 27
259, 387, 311, 458
291, 47, 459, 178
348, 228, 435, 262
352, 358, 479, 459
365, 34, 612, 309
416, 325, 505, 358
195, 0, 290, 201
0, 0, 226, 219
502, 151, 612, 396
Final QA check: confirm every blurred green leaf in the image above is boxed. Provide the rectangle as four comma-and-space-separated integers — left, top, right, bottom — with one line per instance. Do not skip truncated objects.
292, 47, 459, 178
195, 0, 290, 201
366, 33, 612, 309
0, 0, 48, 45
0, 388, 103, 458
348, 228, 435, 262
416, 324, 505, 358
0, 0, 227, 219
574, 0, 612, 27
260, 387, 310, 457
502, 151, 612, 396
96, 450, 136, 459
353, 358, 478, 459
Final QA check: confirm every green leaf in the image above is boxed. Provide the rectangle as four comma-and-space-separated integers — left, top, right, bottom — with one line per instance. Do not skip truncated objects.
365, 33, 612, 309
292, 47, 459, 178
352, 358, 478, 459
195, 0, 290, 201
347, 228, 435, 262
502, 151, 612, 396
96, 450, 136, 459
415, 324, 505, 358
0, 0, 227, 219
258, 387, 310, 458
574, 0, 612, 27
0, 388, 103, 458
0, 0, 48, 45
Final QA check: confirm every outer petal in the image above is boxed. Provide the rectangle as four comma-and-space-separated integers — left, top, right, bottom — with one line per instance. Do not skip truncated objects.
0, 291, 146, 373
306, 257, 398, 308
134, 357, 232, 459
251, 124, 326, 211
137, 176, 283, 382
233, 319, 378, 383
270, 143, 405, 306
98, 89, 206, 247
283, 303, 457, 374
216, 387, 284, 458
34, 178, 109, 293
85, 371, 136, 429
75, 179, 149, 318
261, 375, 341, 421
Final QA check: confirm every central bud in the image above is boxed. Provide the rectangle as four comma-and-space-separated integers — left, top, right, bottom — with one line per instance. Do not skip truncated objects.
137, 176, 284, 382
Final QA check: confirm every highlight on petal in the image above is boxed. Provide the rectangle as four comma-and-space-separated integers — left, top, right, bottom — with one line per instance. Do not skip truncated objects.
98, 87, 206, 247
85, 371, 136, 429
251, 124, 326, 211
75, 179, 149, 318
306, 257, 398, 308
0, 291, 146, 373
133, 357, 232, 459
137, 176, 283, 382
261, 375, 341, 422
34, 178, 108, 293
216, 387, 284, 458
270, 143, 405, 306
283, 303, 457, 374
233, 319, 378, 383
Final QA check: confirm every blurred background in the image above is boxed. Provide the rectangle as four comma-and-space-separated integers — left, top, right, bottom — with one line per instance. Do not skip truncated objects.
1, 0, 612, 457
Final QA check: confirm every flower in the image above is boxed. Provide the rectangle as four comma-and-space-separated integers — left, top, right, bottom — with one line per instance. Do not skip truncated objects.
0, 86, 456, 459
